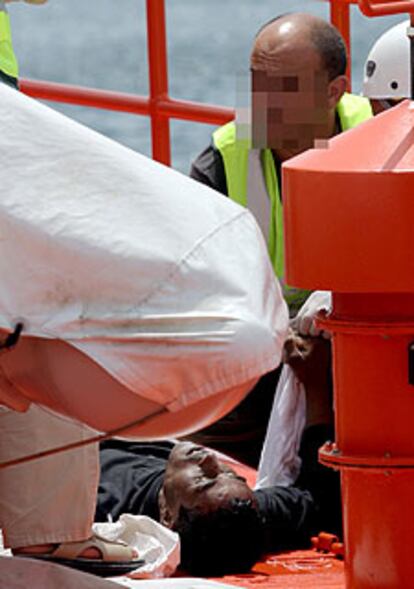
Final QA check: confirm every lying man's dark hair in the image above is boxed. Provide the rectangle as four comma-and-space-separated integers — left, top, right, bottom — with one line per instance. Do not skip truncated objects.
174, 498, 264, 576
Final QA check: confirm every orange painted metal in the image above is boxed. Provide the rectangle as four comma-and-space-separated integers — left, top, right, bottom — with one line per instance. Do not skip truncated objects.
19, 78, 233, 124
358, 0, 414, 16
146, 0, 170, 164
283, 102, 414, 293
311, 531, 344, 558
283, 101, 414, 588
227, 550, 345, 587
19, 78, 151, 114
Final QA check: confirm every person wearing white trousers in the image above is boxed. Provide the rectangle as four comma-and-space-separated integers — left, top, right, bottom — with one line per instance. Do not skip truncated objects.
0, 80, 288, 578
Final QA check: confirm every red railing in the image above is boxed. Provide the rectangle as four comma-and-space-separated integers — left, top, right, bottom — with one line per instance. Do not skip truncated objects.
358, 0, 414, 16
18, 0, 405, 167
20, 0, 233, 167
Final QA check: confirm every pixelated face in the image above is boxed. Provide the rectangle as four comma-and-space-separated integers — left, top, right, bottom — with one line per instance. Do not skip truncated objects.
159, 442, 253, 527
251, 66, 330, 154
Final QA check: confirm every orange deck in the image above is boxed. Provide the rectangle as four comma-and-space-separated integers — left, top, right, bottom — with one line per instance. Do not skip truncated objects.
215, 550, 345, 589
210, 457, 346, 589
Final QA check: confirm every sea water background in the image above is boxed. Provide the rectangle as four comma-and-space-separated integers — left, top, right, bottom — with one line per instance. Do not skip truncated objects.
10, 0, 404, 173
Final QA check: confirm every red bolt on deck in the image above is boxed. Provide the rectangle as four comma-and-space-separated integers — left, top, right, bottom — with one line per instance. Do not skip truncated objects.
283, 101, 414, 588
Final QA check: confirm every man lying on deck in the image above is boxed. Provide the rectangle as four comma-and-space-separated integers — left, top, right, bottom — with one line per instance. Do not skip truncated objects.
95, 432, 341, 577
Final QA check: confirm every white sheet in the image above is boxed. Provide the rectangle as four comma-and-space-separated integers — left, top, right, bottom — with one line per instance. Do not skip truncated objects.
0, 84, 288, 425
256, 291, 332, 488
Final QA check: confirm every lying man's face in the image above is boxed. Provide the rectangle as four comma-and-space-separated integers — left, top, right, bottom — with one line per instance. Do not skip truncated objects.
158, 441, 254, 528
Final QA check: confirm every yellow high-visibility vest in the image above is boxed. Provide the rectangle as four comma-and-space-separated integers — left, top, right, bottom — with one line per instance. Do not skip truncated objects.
213, 93, 372, 313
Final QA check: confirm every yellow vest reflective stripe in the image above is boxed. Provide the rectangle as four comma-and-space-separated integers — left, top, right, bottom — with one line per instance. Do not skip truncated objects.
0, 9, 18, 78
213, 93, 372, 312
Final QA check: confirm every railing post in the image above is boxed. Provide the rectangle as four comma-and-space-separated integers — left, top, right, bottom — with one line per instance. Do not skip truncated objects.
358, 0, 414, 16
330, 0, 352, 88
146, 0, 171, 165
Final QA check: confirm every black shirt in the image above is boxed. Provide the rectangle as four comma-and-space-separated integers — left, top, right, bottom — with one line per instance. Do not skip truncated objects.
0, 70, 18, 89
190, 143, 283, 198
95, 440, 174, 523
95, 430, 340, 553
190, 144, 229, 195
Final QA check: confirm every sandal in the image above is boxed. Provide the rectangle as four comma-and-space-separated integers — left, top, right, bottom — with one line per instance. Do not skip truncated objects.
15, 532, 145, 577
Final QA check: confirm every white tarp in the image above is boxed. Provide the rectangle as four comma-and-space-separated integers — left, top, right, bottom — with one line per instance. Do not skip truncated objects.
0, 84, 288, 431
256, 291, 332, 488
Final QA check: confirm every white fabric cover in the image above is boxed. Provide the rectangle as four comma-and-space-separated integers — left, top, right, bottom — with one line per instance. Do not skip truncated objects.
0, 84, 288, 431
256, 290, 332, 489
255, 364, 306, 489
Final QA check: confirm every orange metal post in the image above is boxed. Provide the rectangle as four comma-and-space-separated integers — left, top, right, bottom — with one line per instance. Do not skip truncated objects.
18, 79, 233, 125
283, 101, 414, 588
358, 0, 414, 16
20, 78, 151, 114
146, 0, 171, 165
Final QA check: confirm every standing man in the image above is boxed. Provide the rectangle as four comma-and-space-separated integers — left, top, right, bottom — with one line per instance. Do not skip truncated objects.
190, 13, 372, 465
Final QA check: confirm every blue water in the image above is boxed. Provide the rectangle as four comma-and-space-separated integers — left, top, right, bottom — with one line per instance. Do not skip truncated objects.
10, 0, 404, 172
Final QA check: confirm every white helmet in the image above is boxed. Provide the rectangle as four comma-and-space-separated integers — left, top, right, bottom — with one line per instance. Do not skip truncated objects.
363, 20, 410, 99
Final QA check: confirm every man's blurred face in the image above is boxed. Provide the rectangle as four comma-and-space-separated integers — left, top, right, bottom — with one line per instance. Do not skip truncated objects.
250, 24, 331, 157
251, 67, 330, 154
159, 442, 254, 528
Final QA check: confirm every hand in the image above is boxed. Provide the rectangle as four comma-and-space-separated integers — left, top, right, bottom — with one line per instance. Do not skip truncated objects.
283, 329, 331, 389
290, 290, 332, 339
290, 310, 330, 339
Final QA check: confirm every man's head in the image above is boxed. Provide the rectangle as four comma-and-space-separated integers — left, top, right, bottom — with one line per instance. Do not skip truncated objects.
158, 442, 264, 575
251, 13, 348, 159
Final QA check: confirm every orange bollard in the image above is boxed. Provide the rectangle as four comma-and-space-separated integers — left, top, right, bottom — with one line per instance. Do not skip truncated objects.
283, 101, 414, 588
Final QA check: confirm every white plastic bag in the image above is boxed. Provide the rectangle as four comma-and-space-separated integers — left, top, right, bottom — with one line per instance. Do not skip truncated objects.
93, 515, 180, 579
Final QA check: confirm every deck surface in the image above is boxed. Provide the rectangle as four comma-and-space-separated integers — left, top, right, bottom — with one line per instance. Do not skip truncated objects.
217, 456, 346, 589
214, 550, 345, 588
